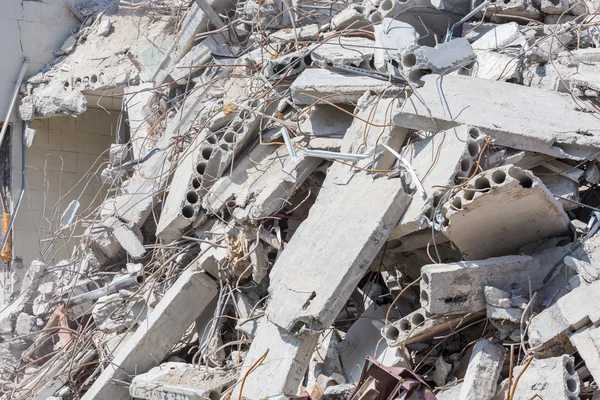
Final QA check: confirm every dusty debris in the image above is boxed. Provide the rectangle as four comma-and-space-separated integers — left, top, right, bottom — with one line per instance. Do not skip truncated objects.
3, 0, 600, 398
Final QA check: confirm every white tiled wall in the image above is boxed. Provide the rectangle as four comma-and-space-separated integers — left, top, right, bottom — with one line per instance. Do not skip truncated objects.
14, 109, 118, 266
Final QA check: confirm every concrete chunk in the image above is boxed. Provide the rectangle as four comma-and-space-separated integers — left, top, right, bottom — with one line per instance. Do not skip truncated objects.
82, 265, 218, 400
459, 339, 505, 400
528, 280, 600, 355
374, 19, 419, 72
393, 74, 600, 159
130, 362, 237, 400
508, 356, 580, 400
570, 327, 600, 384
441, 166, 570, 260
291, 68, 401, 104
420, 255, 540, 314
401, 38, 475, 82
232, 319, 319, 399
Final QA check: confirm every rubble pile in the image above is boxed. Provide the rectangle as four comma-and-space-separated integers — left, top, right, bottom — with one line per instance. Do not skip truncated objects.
4, 0, 600, 398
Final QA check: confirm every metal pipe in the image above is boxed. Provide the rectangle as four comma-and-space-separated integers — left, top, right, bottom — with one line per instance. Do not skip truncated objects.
0, 58, 29, 147
66, 274, 145, 307
303, 149, 371, 161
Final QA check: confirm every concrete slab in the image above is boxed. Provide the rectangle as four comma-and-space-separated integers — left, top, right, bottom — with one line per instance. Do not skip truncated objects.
393, 74, 600, 160
266, 94, 411, 333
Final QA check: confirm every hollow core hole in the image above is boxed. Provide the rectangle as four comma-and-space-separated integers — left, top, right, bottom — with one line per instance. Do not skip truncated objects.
468, 141, 480, 157
403, 53, 417, 68
452, 197, 462, 209
566, 361, 576, 375
192, 177, 202, 189
421, 290, 429, 303
206, 135, 217, 145
474, 177, 491, 191
386, 326, 400, 341
422, 273, 429, 285
469, 128, 480, 138
220, 143, 230, 152
411, 313, 425, 325
182, 205, 195, 218
492, 170, 506, 184
567, 378, 578, 393
381, 0, 394, 11
463, 189, 475, 201
202, 147, 213, 160
186, 191, 199, 204
196, 162, 207, 175
460, 157, 472, 172
223, 131, 235, 143
509, 169, 533, 188
399, 319, 411, 331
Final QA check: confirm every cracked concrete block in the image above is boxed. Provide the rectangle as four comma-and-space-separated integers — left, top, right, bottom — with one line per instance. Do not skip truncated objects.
82, 265, 218, 400
528, 280, 600, 356
266, 94, 410, 333
374, 19, 419, 72
15, 313, 38, 336
468, 50, 522, 82
263, 49, 312, 79
130, 362, 237, 400
393, 74, 600, 159
474, 0, 540, 20
331, 4, 370, 30
570, 326, 600, 384
102, 217, 145, 259
291, 68, 402, 104
459, 339, 505, 400
508, 356, 580, 400
109, 144, 130, 167
311, 37, 375, 67
420, 255, 540, 314
391, 125, 484, 240
471, 22, 526, 50
382, 307, 480, 346
400, 38, 475, 82
232, 319, 319, 399
298, 105, 354, 137
536, 173, 580, 211
441, 166, 570, 260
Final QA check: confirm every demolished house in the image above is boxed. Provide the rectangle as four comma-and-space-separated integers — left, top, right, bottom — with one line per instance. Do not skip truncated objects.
2, 0, 600, 398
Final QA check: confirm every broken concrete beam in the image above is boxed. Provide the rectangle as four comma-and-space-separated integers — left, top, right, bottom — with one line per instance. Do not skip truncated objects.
400, 38, 475, 82
124, 83, 157, 158
232, 319, 319, 399
374, 19, 419, 72
393, 74, 600, 159
204, 133, 320, 221
570, 326, 600, 384
148, 0, 234, 83
390, 125, 485, 240
330, 4, 369, 30
156, 131, 220, 243
420, 255, 540, 315
291, 68, 402, 104
130, 362, 237, 400
441, 166, 570, 260
168, 37, 217, 84
507, 356, 580, 399
81, 265, 218, 400
266, 93, 410, 333
528, 280, 600, 356
382, 307, 480, 346
459, 339, 505, 400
